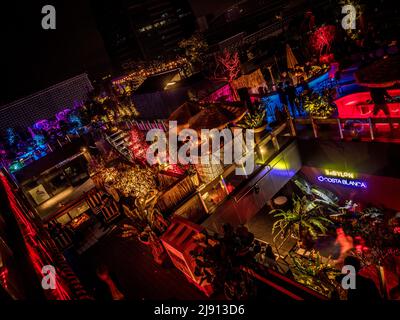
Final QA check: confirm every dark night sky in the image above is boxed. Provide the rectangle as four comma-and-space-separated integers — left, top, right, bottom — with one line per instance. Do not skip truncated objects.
1, 0, 238, 105
1, 0, 111, 105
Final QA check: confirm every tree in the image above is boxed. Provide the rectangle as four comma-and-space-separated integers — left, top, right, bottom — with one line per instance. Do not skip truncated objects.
214, 49, 241, 100
310, 25, 336, 56
179, 33, 208, 72
121, 192, 169, 265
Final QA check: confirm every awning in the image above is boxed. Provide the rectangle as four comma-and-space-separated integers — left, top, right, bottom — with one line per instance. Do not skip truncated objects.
168, 101, 247, 132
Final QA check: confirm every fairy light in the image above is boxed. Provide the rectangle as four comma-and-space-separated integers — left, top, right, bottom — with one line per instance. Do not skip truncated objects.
112, 57, 189, 85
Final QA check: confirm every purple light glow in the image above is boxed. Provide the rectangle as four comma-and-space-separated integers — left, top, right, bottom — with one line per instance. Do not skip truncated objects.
56, 109, 71, 122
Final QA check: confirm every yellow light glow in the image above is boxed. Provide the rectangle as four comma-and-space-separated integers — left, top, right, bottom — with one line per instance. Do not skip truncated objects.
324, 169, 355, 179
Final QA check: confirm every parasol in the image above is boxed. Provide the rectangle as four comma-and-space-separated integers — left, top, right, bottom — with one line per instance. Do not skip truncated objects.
286, 44, 299, 70
355, 55, 400, 88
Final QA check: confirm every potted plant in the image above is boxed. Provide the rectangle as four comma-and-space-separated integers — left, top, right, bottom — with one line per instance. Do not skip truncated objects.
303, 92, 336, 119
290, 251, 341, 298
190, 224, 257, 300
236, 103, 267, 143
270, 194, 334, 249
121, 193, 170, 265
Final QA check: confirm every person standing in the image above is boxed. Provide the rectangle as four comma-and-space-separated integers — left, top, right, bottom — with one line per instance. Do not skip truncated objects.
285, 81, 300, 117
370, 87, 393, 130
277, 82, 288, 107
299, 76, 311, 95
264, 244, 280, 272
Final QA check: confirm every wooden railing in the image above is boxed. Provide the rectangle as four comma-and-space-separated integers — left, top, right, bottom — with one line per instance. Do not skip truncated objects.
157, 174, 198, 213
290, 116, 400, 141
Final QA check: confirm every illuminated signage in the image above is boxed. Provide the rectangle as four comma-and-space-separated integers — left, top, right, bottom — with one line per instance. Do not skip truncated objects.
318, 168, 366, 188
324, 169, 355, 179
317, 175, 367, 188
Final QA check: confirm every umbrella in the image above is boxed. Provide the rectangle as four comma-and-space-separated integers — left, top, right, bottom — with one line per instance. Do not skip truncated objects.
355, 55, 400, 88
286, 44, 299, 70
168, 101, 247, 132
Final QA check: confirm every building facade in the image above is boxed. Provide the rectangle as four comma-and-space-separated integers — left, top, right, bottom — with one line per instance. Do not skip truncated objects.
91, 0, 196, 71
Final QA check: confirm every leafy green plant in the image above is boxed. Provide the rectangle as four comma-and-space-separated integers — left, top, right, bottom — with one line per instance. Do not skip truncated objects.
271, 194, 334, 243
190, 224, 257, 300
237, 105, 266, 129
179, 33, 208, 69
290, 251, 340, 297
303, 93, 336, 118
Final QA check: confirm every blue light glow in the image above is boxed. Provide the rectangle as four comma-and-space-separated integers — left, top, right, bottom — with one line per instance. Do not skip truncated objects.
317, 175, 367, 188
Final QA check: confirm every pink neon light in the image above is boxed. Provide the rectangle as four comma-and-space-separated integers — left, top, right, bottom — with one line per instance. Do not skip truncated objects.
0, 173, 72, 300
203, 84, 234, 102
334, 89, 400, 119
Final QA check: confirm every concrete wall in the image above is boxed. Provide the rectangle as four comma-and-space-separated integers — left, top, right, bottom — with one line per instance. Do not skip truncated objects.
202, 140, 302, 233
301, 166, 400, 211
297, 139, 400, 211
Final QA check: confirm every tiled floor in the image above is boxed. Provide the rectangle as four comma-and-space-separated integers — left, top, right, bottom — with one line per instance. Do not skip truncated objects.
247, 204, 341, 261
246, 207, 297, 257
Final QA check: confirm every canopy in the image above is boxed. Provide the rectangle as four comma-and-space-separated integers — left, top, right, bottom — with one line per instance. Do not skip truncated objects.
168, 101, 201, 130
168, 101, 247, 132
355, 55, 400, 88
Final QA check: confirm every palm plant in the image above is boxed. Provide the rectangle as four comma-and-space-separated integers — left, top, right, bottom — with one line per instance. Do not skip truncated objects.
271, 195, 334, 243
121, 192, 170, 264
293, 175, 340, 215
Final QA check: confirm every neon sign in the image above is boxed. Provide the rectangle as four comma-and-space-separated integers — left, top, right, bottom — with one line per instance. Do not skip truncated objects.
324, 169, 355, 179
318, 168, 366, 188
317, 175, 367, 188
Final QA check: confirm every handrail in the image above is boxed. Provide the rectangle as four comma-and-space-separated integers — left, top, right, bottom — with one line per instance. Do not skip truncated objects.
294, 117, 400, 124
291, 116, 400, 142
242, 265, 328, 300
242, 266, 303, 300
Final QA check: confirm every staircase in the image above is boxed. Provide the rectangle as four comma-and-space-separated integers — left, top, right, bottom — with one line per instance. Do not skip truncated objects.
105, 130, 134, 163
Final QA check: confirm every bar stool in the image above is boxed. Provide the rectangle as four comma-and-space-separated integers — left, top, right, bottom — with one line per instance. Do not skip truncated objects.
273, 196, 288, 210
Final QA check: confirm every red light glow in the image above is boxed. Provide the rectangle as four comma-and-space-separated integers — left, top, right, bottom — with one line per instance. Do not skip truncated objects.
334, 89, 400, 118
0, 173, 72, 300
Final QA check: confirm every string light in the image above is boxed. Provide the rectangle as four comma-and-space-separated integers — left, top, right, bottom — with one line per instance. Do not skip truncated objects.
112, 57, 189, 85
